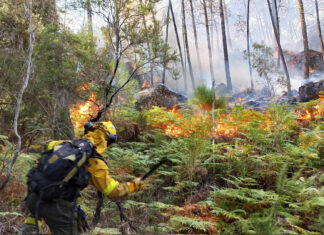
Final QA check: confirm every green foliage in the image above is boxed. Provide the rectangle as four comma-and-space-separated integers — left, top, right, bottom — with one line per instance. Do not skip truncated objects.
244, 43, 286, 96
169, 216, 213, 233
191, 85, 228, 110
1, 1, 323, 233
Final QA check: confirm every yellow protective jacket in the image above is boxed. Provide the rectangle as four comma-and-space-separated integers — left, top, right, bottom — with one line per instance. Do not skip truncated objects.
48, 128, 130, 199
84, 157, 130, 199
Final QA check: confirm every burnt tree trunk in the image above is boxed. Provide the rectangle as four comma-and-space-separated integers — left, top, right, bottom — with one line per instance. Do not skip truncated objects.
298, 0, 310, 79
219, 0, 232, 92
315, 0, 324, 61
170, 0, 188, 94
266, 0, 291, 95
202, 0, 216, 84
189, 0, 202, 75
181, 0, 195, 90
247, 0, 254, 92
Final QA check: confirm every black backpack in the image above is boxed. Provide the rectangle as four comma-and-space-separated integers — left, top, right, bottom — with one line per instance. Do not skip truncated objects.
25, 139, 97, 234
26, 138, 94, 202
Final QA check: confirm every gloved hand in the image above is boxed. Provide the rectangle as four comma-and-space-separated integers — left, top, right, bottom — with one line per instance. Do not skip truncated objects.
77, 205, 90, 233
127, 177, 143, 193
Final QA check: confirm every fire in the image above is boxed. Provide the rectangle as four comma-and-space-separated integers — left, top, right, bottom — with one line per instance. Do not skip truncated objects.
70, 85, 102, 129
296, 95, 324, 121
77, 82, 91, 91
158, 106, 241, 139
142, 80, 151, 89
309, 66, 315, 74
154, 101, 322, 139
167, 104, 178, 112
297, 109, 312, 121
149, 94, 323, 140
236, 97, 245, 102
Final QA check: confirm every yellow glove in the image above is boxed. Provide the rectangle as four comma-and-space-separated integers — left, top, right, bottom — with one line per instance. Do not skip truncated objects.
127, 177, 143, 193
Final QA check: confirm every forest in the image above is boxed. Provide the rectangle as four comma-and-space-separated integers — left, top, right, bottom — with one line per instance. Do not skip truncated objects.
0, 0, 323, 234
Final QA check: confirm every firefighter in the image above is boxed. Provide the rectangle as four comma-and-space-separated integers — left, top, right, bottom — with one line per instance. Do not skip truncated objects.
22, 121, 143, 235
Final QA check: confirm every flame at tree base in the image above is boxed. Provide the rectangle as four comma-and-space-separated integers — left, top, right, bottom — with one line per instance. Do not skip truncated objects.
70, 91, 102, 129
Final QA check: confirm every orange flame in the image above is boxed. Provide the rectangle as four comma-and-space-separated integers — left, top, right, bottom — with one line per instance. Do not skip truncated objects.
70, 85, 102, 129
297, 109, 312, 121
160, 106, 241, 139
309, 66, 315, 74
77, 82, 91, 91
296, 95, 324, 122
142, 80, 151, 89
236, 97, 246, 102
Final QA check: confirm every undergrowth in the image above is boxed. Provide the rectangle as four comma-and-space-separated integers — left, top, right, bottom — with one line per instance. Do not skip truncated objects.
0, 98, 323, 234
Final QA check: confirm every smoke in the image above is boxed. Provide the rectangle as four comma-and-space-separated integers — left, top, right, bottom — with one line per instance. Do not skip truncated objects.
166, 0, 324, 96
301, 73, 324, 85
58, 0, 324, 96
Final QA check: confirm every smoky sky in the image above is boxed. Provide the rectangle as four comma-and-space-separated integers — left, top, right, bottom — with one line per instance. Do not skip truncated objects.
59, 0, 324, 94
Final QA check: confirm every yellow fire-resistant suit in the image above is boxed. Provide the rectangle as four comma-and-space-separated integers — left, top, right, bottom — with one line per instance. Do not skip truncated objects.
83, 128, 133, 198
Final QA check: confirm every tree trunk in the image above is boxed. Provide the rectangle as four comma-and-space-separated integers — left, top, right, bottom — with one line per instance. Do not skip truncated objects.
202, 0, 216, 84
224, 2, 232, 49
181, 0, 195, 90
139, 0, 154, 85
266, 0, 291, 95
86, 0, 93, 39
315, 0, 324, 61
189, 0, 203, 75
0, 0, 36, 190
247, 0, 254, 92
162, 3, 171, 85
298, 0, 310, 79
42, 0, 59, 25
219, 0, 232, 92
274, 0, 280, 67
271, 0, 280, 67
170, 0, 188, 94
208, 0, 214, 52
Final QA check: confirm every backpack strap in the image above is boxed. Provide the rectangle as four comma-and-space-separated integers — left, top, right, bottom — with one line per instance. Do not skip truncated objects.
90, 153, 109, 166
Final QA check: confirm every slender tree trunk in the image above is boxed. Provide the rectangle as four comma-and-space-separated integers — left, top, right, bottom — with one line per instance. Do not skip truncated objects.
202, 0, 216, 84
266, 0, 291, 95
86, 0, 93, 39
315, 0, 324, 61
181, 0, 195, 90
247, 0, 254, 92
170, 0, 188, 94
273, 0, 280, 67
0, 0, 37, 190
219, 0, 232, 92
189, 0, 203, 75
213, 7, 220, 54
298, 0, 310, 79
224, 2, 232, 49
139, 0, 154, 85
209, 0, 214, 52
162, 3, 171, 85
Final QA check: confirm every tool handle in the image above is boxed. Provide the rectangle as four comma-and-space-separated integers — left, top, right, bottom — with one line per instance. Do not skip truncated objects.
140, 158, 168, 181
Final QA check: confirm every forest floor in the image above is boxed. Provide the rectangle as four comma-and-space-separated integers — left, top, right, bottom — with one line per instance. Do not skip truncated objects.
0, 96, 323, 234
